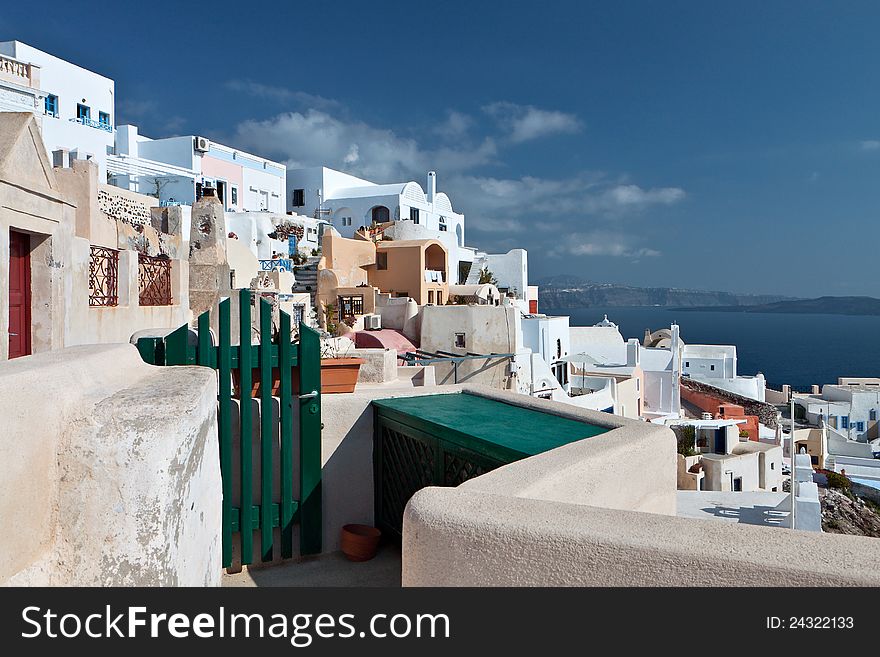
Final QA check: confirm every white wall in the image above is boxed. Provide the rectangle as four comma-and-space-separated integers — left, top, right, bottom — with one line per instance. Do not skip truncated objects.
485, 249, 528, 298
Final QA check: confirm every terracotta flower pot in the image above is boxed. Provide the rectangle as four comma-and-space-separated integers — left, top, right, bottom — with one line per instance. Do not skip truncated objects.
340, 524, 382, 562
232, 366, 285, 398
230, 358, 365, 398
319, 357, 365, 394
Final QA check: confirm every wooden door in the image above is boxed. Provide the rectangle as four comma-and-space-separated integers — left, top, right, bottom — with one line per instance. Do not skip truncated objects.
8, 231, 31, 358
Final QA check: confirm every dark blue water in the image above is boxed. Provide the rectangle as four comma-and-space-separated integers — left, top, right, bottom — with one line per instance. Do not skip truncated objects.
549, 306, 880, 391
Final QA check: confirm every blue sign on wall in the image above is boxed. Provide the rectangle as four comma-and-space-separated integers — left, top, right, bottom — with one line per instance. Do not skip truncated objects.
288, 236, 297, 257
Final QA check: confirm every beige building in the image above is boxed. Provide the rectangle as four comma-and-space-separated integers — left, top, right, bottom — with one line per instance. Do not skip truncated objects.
0, 113, 189, 360
315, 228, 449, 334
368, 239, 448, 307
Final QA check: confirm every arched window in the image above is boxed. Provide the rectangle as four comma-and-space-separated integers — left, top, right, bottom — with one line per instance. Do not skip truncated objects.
371, 206, 390, 223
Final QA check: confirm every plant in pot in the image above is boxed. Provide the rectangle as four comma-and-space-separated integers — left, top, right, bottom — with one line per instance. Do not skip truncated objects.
318, 302, 364, 394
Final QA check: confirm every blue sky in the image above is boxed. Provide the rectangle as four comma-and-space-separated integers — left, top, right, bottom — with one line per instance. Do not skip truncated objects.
4, 1, 880, 296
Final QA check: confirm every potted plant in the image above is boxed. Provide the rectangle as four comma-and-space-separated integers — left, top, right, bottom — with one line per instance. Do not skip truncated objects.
315, 302, 364, 394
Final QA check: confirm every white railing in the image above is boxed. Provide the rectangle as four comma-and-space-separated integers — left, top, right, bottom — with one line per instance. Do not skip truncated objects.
0, 54, 34, 86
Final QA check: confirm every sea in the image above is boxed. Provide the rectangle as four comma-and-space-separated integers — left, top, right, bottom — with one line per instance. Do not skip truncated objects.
546, 306, 880, 391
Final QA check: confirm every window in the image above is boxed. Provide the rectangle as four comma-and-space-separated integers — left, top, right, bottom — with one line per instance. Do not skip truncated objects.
231, 186, 238, 206
857, 421, 865, 432
99, 111, 110, 128
710, 364, 715, 371
871, 409, 877, 421
733, 477, 743, 492
77, 103, 90, 121
376, 252, 388, 270
292, 189, 305, 206
556, 339, 562, 359
685, 361, 690, 368
45, 94, 58, 117
439, 217, 447, 232
770, 462, 775, 470
428, 290, 434, 304
454, 333, 466, 348
841, 415, 849, 430
337, 295, 364, 318
88, 246, 119, 307
437, 292, 443, 305
409, 207, 419, 223
138, 254, 172, 306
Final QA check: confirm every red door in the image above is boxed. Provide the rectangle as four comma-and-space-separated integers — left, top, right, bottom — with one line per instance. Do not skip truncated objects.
8, 231, 31, 358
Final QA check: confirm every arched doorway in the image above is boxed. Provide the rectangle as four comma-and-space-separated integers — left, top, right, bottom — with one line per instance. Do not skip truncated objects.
371, 206, 390, 223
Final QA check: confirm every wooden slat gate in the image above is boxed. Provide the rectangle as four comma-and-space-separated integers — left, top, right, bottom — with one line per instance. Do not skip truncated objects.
136, 288, 321, 568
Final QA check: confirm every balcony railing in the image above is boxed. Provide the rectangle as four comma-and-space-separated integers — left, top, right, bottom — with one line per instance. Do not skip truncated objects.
0, 54, 36, 87
259, 258, 293, 272
69, 117, 113, 133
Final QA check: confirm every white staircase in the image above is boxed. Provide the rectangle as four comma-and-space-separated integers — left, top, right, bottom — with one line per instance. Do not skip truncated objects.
465, 254, 488, 285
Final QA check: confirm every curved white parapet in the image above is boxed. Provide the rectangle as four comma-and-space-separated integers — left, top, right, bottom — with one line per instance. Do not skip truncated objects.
0, 344, 222, 586
402, 387, 880, 587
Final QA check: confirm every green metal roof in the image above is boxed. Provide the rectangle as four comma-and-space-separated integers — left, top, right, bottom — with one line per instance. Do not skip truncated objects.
372, 392, 608, 461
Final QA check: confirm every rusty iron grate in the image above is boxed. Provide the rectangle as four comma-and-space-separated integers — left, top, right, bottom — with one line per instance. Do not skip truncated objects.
138, 253, 172, 306
89, 246, 119, 307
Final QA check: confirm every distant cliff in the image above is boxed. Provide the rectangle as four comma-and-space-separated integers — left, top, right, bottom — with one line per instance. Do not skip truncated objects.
678, 296, 880, 316
535, 276, 790, 309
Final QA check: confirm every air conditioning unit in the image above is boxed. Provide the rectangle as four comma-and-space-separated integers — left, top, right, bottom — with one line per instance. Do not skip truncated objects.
194, 136, 210, 152
364, 314, 382, 330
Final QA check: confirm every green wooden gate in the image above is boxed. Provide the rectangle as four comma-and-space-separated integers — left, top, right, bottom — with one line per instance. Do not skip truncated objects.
137, 288, 321, 568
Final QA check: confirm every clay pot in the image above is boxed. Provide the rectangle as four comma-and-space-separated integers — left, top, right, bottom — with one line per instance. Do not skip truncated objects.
230, 357, 365, 398
340, 524, 382, 562
319, 358, 365, 394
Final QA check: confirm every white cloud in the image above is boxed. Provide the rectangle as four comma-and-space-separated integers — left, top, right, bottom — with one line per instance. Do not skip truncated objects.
861, 140, 880, 151
483, 101, 582, 143
549, 231, 662, 258
450, 174, 685, 233
434, 110, 474, 138
227, 102, 682, 261
232, 109, 496, 182
225, 80, 341, 111
603, 184, 686, 207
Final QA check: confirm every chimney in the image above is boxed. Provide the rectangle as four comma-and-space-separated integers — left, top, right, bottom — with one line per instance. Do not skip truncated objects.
427, 171, 436, 203
811, 384, 820, 395
626, 339, 640, 367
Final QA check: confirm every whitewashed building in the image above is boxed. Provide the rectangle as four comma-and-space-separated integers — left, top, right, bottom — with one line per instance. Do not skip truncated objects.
287, 167, 469, 275
794, 378, 880, 443
0, 41, 114, 179
110, 125, 286, 213
681, 343, 766, 402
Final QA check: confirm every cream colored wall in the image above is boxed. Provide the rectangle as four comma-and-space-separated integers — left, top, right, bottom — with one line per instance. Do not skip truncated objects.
402, 487, 880, 586
321, 229, 375, 287
420, 305, 520, 389
1, 115, 190, 360
0, 344, 221, 586
616, 374, 642, 418
401, 389, 880, 587
368, 240, 449, 306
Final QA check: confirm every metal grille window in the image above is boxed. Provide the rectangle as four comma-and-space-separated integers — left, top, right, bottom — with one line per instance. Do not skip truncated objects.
138, 253, 173, 306
89, 246, 119, 307
337, 295, 364, 319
